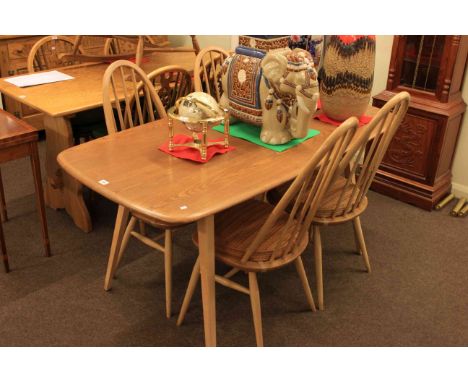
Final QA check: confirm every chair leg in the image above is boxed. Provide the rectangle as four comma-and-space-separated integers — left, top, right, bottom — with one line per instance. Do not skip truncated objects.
139, 220, 146, 236
164, 229, 173, 319
0, 168, 8, 223
0, 219, 9, 273
30, 143, 50, 257
177, 256, 201, 326
352, 217, 371, 273
313, 225, 324, 311
113, 216, 137, 278
248, 272, 264, 347
294, 257, 316, 312
352, 222, 362, 256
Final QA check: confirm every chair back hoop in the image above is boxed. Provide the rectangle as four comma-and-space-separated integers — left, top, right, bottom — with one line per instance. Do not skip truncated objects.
27, 35, 84, 73
193, 46, 229, 102
241, 117, 360, 265
142, 65, 193, 111
190, 35, 201, 55
103, 36, 146, 55
325, 91, 411, 219
102, 60, 166, 135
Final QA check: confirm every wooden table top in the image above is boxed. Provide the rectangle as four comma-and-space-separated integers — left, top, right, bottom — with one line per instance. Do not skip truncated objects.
58, 108, 378, 225
0, 109, 38, 148
0, 51, 196, 118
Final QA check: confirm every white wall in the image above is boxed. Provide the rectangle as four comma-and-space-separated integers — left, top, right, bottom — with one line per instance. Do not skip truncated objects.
452, 83, 468, 198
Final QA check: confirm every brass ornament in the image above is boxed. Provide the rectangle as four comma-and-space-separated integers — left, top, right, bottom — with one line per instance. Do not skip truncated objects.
167, 93, 230, 161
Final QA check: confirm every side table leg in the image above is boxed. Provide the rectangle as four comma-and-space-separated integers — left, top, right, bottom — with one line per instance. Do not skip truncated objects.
30, 142, 51, 257
0, 168, 8, 222
43, 115, 91, 232
0, 218, 8, 273
197, 215, 217, 346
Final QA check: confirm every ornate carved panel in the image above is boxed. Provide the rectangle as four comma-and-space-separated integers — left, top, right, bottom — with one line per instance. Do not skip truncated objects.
382, 113, 437, 180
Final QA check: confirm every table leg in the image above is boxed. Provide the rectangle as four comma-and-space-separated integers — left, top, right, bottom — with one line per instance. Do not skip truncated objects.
0, 168, 8, 222
43, 115, 92, 233
197, 215, 216, 346
30, 142, 51, 257
0, 218, 8, 273
104, 205, 129, 291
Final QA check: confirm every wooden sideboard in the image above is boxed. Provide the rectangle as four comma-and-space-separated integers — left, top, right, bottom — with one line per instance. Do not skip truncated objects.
0, 36, 44, 129
0, 35, 168, 130
372, 35, 467, 210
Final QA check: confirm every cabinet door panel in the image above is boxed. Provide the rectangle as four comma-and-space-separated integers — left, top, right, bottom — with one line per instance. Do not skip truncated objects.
381, 113, 437, 182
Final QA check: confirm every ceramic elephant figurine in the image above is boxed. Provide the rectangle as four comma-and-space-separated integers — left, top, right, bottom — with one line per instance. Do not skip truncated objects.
220, 47, 319, 145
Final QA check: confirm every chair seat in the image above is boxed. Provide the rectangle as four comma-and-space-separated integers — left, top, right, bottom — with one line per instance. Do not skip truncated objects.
193, 199, 308, 271
314, 176, 368, 223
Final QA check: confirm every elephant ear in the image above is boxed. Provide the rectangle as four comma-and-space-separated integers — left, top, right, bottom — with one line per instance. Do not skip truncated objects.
261, 51, 288, 84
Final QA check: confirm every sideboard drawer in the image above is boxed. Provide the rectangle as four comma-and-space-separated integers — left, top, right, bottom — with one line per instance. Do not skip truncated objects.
7, 39, 41, 60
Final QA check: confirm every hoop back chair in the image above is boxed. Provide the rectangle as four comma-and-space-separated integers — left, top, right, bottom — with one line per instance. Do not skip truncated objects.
102, 60, 167, 134
193, 46, 229, 102
143, 65, 192, 111
102, 60, 178, 318
27, 35, 84, 73
177, 117, 361, 346
312, 91, 411, 310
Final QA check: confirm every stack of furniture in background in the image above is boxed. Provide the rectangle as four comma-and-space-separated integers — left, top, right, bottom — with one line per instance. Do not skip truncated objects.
0, 35, 169, 131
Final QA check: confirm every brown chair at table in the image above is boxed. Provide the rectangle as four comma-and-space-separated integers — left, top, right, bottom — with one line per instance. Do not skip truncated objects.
27, 35, 84, 73
144, 65, 192, 111
177, 117, 362, 346
311, 91, 410, 310
0, 109, 51, 272
193, 46, 229, 102
102, 60, 181, 318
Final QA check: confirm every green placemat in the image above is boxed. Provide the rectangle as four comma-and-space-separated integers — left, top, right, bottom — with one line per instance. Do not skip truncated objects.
213, 121, 320, 152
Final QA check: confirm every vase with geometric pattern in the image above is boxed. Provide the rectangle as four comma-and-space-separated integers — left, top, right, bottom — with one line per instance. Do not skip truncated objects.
319, 35, 376, 121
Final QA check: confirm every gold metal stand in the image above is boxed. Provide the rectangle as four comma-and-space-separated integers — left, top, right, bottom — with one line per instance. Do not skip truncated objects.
167, 107, 230, 161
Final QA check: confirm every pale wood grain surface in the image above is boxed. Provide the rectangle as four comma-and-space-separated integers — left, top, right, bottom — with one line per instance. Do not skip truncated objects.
58, 109, 378, 225
0, 52, 196, 117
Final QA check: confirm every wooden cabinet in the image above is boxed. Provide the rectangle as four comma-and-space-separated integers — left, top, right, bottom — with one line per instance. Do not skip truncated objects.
372, 35, 468, 210
0, 36, 44, 129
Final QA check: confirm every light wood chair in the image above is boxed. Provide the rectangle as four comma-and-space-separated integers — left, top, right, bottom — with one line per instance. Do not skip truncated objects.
177, 117, 361, 346
144, 65, 192, 111
27, 35, 84, 73
312, 91, 411, 310
193, 46, 229, 102
102, 60, 179, 318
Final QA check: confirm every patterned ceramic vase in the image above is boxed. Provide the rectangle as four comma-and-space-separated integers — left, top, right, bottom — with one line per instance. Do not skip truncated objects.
319, 35, 376, 121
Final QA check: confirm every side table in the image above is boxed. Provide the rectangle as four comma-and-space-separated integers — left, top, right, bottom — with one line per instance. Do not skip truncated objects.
0, 109, 50, 272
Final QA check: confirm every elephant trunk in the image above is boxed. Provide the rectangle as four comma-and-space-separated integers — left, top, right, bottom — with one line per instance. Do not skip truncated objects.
289, 87, 318, 139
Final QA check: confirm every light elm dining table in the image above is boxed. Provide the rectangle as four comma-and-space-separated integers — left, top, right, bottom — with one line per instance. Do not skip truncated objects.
57, 109, 377, 346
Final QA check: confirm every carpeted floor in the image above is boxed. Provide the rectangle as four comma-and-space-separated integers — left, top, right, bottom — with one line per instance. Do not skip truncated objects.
0, 141, 467, 346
